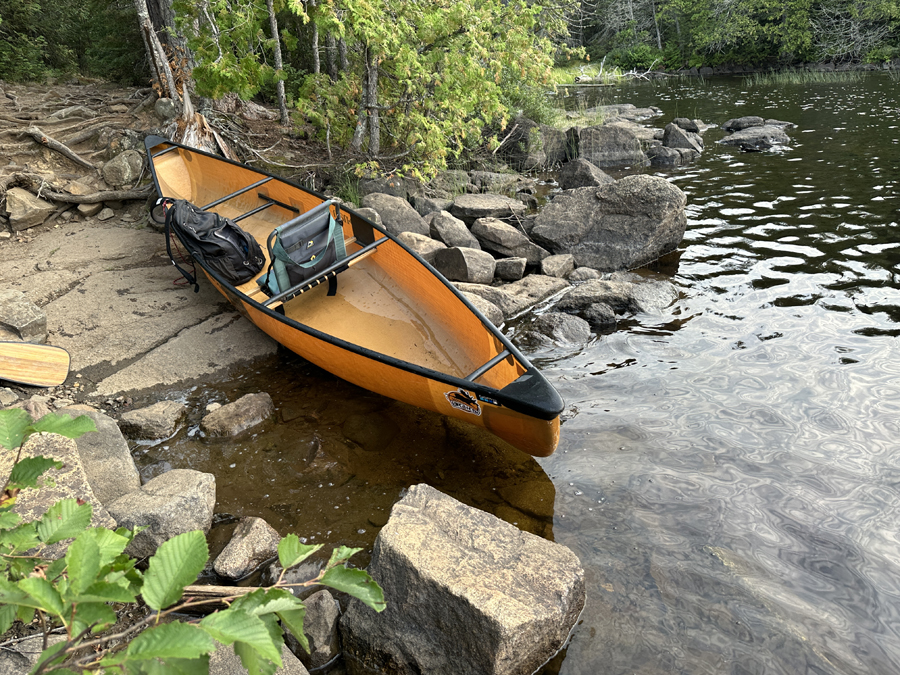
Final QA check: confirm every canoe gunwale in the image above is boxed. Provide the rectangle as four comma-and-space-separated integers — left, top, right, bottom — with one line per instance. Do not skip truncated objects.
144, 136, 564, 423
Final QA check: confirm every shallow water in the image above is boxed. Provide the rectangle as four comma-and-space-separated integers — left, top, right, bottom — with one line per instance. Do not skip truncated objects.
140, 73, 900, 673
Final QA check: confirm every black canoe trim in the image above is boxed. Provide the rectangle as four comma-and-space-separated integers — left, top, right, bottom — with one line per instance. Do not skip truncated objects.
144, 135, 565, 422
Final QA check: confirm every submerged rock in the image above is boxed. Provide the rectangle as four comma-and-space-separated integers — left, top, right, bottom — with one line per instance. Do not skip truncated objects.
201, 392, 274, 437
119, 400, 186, 440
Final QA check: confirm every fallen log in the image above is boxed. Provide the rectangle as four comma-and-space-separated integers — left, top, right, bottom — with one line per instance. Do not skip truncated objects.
19, 126, 97, 170
40, 185, 154, 204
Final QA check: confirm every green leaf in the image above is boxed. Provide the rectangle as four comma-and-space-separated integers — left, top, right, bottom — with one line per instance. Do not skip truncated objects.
36, 498, 92, 544
0, 408, 31, 451
29, 413, 96, 440
17, 576, 66, 616
65, 531, 101, 595
70, 602, 117, 635
234, 640, 279, 675
70, 580, 136, 604
0, 522, 39, 553
85, 526, 130, 567
28, 640, 68, 675
127, 622, 216, 661
125, 656, 210, 675
277, 534, 321, 570
326, 545, 363, 568
276, 607, 309, 654
6, 456, 63, 490
200, 610, 282, 664
230, 588, 304, 617
141, 531, 208, 611
16, 603, 35, 625
0, 511, 22, 529
0, 603, 16, 634
45, 556, 67, 582
320, 566, 386, 612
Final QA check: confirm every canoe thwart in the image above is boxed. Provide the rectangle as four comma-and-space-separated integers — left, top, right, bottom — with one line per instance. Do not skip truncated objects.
465, 349, 512, 383
201, 177, 273, 211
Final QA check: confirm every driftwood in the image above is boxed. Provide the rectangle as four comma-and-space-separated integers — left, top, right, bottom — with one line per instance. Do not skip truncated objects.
19, 126, 97, 170
41, 185, 154, 204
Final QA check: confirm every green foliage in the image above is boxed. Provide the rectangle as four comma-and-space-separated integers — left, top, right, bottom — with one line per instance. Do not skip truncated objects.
0, 409, 385, 674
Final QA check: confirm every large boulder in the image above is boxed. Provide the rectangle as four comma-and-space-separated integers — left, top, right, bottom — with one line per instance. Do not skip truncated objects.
449, 193, 527, 225
396, 231, 446, 265
557, 158, 615, 190
427, 210, 480, 250
432, 247, 496, 284
0, 290, 46, 342
101, 149, 144, 188
5, 188, 55, 232
105, 469, 216, 557
340, 484, 585, 675
568, 124, 648, 168
531, 175, 687, 272
455, 275, 569, 319
361, 193, 429, 236
470, 218, 549, 264
662, 122, 703, 152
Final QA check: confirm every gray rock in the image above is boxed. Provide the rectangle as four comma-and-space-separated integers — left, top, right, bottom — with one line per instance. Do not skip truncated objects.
97, 207, 116, 221
105, 469, 216, 558
213, 516, 281, 580
468, 171, 529, 195
119, 400, 187, 440
426, 170, 471, 198
413, 195, 453, 217
540, 254, 576, 279
76, 202, 103, 217
456, 275, 569, 319
557, 158, 615, 190
449, 193, 527, 225
343, 412, 399, 451
628, 279, 679, 312
583, 302, 617, 329
103, 129, 145, 159
556, 279, 636, 314
493, 257, 527, 281
568, 124, 648, 168
722, 115, 765, 131
101, 149, 144, 188
0, 387, 18, 406
432, 247, 496, 284
201, 392, 274, 437
531, 312, 591, 344
154, 97, 177, 122
498, 117, 567, 170
361, 193, 429, 236
427, 210, 480, 250
396, 231, 446, 264
291, 589, 340, 670
0, 433, 117, 559
568, 266, 601, 281
647, 145, 700, 167
471, 218, 549, 264
719, 124, 791, 151
662, 123, 703, 152
0, 647, 33, 673
531, 176, 687, 272
62, 405, 141, 505
673, 117, 700, 133
0, 290, 46, 342
340, 484, 585, 675
5, 188, 55, 231
765, 118, 797, 130
359, 175, 410, 200
209, 643, 309, 675
461, 292, 503, 327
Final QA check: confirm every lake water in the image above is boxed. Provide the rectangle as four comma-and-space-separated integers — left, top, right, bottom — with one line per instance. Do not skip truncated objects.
140, 73, 900, 674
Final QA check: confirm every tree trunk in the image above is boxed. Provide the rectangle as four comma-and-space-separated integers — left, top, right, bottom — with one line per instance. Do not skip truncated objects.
366, 51, 379, 156
310, 0, 320, 74
350, 49, 369, 153
134, 0, 179, 104
325, 32, 338, 80
266, 0, 290, 126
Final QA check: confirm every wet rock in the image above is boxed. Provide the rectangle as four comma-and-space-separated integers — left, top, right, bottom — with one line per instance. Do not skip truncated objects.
557, 158, 615, 190
647, 145, 700, 167
626, 278, 678, 312
568, 266, 601, 281
456, 274, 569, 319
722, 115, 765, 131
101, 149, 143, 188
583, 302, 617, 329
105, 469, 216, 558
432, 247, 495, 284
460, 292, 503, 327
427, 210, 480, 250
210, 643, 309, 675
532, 176, 687, 272
5, 187, 55, 231
662, 122, 703, 152
0, 289, 46, 342
471, 217, 549, 264
719, 124, 791, 151
342, 412, 399, 451
556, 279, 636, 314
0, 433, 117, 559
213, 516, 281, 580
497, 480, 556, 521
154, 97, 177, 122
76, 202, 103, 217
119, 400, 187, 440
396, 231, 446, 264
540, 254, 576, 279
531, 312, 591, 344
200, 392, 274, 437
286, 589, 341, 670
62, 405, 141, 505
449, 193, 527, 225
361, 193, 429, 236
340, 484, 585, 675
568, 124, 648, 168
494, 257, 527, 281
413, 195, 453, 218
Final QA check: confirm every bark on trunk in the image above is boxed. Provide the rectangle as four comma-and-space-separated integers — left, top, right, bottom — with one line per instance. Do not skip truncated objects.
366, 51, 379, 156
310, 0, 320, 74
266, 0, 290, 126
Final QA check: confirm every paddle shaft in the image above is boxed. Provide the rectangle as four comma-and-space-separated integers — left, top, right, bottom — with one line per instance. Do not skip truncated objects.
0, 342, 70, 387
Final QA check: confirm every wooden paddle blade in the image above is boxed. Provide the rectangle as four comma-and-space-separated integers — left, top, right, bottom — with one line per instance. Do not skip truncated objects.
0, 342, 70, 387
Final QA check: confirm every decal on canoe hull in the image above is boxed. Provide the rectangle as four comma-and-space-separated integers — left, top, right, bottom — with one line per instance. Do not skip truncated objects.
445, 388, 482, 416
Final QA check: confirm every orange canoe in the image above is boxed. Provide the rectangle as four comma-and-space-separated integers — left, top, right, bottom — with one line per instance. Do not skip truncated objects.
145, 136, 562, 456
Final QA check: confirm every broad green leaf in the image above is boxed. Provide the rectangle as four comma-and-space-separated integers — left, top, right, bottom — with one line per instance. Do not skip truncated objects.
0, 522, 39, 553
0, 511, 21, 529
69, 602, 117, 635
29, 413, 96, 440
36, 498, 92, 544
200, 610, 282, 664
45, 556, 67, 582
320, 566, 386, 612
6, 456, 63, 490
276, 607, 309, 654
127, 622, 216, 661
16, 604, 35, 625
125, 656, 210, 675
234, 641, 279, 675
0, 603, 16, 634
277, 534, 321, 570
326, 545, 363, 568
141, 531, 208, 611
17, 576, 66, 616
65, 531, 101, 595
70, 580, 136, 604
28, 640, 69, 675
0, 408, 31, 451
85, 526, 130, 567
230, 588, 304, 617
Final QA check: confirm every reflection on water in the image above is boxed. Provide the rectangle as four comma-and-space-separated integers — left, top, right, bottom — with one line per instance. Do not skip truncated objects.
142, 73, 899, 674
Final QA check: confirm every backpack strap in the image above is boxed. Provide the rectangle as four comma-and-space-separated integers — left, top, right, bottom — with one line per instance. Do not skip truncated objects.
162, 199, 200, 293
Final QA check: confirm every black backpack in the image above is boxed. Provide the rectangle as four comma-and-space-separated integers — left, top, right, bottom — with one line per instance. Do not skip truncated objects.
157, 199, 265, 292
